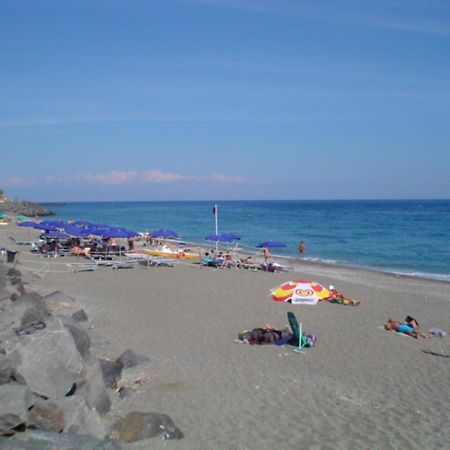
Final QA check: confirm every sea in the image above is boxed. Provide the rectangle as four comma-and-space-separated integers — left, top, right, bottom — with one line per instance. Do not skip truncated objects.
41, 200, 450, 282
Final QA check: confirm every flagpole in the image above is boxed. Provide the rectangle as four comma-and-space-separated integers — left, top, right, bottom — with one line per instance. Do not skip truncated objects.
214, 203, 218, 252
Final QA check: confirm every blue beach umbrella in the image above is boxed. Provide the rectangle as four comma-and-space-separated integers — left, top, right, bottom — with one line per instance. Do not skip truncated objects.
63, 224, 92, 237
17, 221, 39, 228
257, 240, 287, 248
151, 229, 179, 239
72, 220, 92, 226
40, 220, 66, 228
204, 233, 237, 243
33, 223, 59, 232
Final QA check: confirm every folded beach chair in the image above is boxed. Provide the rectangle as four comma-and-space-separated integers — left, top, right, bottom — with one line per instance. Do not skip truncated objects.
287, 311, 316, 353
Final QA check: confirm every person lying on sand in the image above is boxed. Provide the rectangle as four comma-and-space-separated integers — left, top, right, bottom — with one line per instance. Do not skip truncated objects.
326, 285, 361, 306
239, 324, 291, 345
384, 317, 431, 338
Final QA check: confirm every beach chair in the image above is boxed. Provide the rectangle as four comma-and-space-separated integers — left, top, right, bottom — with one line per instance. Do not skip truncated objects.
66, 262, 97, 273
287, 311, 310, 353
111, 259, 138, 270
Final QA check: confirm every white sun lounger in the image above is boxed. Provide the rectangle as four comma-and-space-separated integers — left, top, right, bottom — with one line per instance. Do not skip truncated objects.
67, 262, 97, 273
111, 259, 139, 270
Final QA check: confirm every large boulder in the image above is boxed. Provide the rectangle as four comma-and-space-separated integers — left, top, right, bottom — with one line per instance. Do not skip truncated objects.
61, 320, 91, 358
0, 354, 12, 384
76, 357, 111, 415
98, 359, 122, 389
0, 384, 34, 434
54, 396, 106, 439
12, 293, 49, 327
71, 309, 88, 323
3, 316, 83, 399
26, 399, 64, 433
111, 412, 184, 442
0, 430, 123, 450
42, 291, 79, 315
115, 349, 150, 369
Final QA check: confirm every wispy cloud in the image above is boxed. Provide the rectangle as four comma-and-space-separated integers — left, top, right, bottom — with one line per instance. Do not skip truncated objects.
46, 170, 246, 185
1, 176, 35, 187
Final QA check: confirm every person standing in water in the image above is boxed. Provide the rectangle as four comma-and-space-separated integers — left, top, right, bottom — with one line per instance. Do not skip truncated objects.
298, 241, 306, 258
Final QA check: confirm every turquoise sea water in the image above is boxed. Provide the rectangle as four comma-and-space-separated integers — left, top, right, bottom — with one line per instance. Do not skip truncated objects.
42, 200, 450, 281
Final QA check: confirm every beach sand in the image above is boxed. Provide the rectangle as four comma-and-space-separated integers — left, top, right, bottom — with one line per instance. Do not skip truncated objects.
2, 224, 450, 449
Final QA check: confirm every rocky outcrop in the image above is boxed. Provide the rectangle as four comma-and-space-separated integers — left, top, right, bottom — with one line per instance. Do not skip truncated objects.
0, 200, 54, 217
0, 264, 184, 445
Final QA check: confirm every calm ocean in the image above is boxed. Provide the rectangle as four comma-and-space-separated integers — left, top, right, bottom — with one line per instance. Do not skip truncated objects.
42, 200, 450, 281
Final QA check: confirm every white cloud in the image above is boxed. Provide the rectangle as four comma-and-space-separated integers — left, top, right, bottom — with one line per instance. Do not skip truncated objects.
44, 170, 246, 185
1, 176, 34, 187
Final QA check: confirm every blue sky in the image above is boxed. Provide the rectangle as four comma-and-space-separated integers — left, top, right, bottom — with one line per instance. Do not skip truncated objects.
1, 0, 449, 201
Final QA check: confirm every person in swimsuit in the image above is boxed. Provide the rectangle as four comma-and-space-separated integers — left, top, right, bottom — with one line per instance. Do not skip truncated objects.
384, 317, 430, 338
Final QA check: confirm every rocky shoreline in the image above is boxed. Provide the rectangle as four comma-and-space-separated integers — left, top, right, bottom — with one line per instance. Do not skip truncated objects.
0, 263, 183, 449
0, 200, 54, 217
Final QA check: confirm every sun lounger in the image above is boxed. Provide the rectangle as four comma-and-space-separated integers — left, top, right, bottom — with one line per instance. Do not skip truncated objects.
9, 236, 33, 245
89, 256, 113, 267
111, 259, 138, 270
148, 257, 177, 267
67, 262, 97, 273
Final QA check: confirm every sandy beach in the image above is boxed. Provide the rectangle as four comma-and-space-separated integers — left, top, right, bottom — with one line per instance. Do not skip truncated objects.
2, 224, 450, 449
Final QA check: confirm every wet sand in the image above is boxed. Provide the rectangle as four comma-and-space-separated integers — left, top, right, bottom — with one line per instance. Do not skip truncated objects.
2, 224, 450, 449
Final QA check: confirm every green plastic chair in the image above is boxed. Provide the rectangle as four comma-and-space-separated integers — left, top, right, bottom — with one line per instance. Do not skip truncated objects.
287, 311, 309, 353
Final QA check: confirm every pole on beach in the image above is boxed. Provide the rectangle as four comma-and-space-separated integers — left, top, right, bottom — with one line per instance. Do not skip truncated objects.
213, 204, 218, 252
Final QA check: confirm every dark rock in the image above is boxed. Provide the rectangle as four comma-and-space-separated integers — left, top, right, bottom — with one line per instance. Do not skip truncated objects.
117, 387, 134, 400
116, 349, 150, 369
54, 396, 106, 439
111, 411, 184, 442
13, 293, 49, 327
99, 359, 122, 389
63, 322, 91, 358
0, 384, 34, 434
0, 354, 12, 384
0, 430, 123, 450
3, 315, 83, 399
26, 399, 64, 432
76, 357, 111, 415
6, 268, 22, 282
71, 309, 88, 322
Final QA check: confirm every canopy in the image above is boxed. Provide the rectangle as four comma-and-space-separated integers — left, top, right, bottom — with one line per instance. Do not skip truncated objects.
257, 240, 286, 248
40, 220, 66, 228
15, 215, 29, 221
63, 224, 92, 237
72, 220, 93, 226
151, 229, 178, 239
17, 221, 39, 228
33, 223, 59, 231
271, 279, 331, 306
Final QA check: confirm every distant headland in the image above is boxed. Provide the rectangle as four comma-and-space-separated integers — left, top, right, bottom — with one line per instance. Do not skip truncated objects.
0, 190, 54, 216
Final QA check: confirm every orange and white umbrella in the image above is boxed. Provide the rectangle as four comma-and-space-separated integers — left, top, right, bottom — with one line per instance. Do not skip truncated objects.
271, 279, 331, 305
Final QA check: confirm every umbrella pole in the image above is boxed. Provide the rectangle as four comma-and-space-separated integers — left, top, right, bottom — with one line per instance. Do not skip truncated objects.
214, 204, 218, 253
